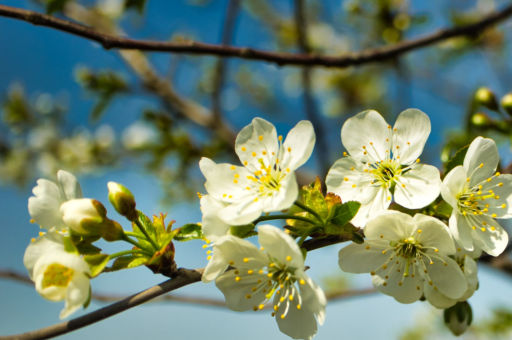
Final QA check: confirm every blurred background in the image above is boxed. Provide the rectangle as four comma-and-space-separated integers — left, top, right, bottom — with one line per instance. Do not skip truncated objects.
2, 0, 512, 339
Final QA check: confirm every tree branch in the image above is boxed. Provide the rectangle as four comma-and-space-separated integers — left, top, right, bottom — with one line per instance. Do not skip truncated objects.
1, 3, 512, 67
294, 0, 329, 178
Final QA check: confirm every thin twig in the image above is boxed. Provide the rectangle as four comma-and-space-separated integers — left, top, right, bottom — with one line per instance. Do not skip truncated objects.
1, 3, 512, 67
211, 0, 241, 123
294, 0, 329, 178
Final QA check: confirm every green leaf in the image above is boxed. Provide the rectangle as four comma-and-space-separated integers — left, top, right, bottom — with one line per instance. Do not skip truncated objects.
83, 286, 92, 309
105, 255, 149, 272
174, 223, 203, 242
445, 145, 469, 176
76, 243, 102, 255
331, 201, 361, 226
132, 210, 156, 249
301, 177, 328, 220
435, 200, 454, 218
125, 0, 147, 13
230, 225, 257, 239
63, 237, 79, 255
84, 254, 110, 277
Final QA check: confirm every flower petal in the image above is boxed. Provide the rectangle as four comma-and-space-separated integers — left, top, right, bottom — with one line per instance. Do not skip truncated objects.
449, 212, 474, 252
281, 120, 316, 171
441, 166, 467, 208
338, 240, 390, 274
482, 173, 512, 218
423, 254, 467, 299
258, 225, 303, 269
424, 283, 457, 309
263, 172, 298, 212
274, 287, 319, 340
201, 161, 254, 203
297, 270, 326, 325
413, 214, 455, 255
199, 157, 216, 177
464, 137, 499, 187
218, 195, 263, 225
459, 256, 478, 301
372, 259, 424, 304
351, 186, 391, 227
341, 110, 391, 163
214, 235, 268, 269
235, 118, 278, 172
201, 196, 231, 242
216, 271, 267, 311
365, 210, 414, 241
60, 273, 90, 319
326, 156, 375, 204
394, 164, 441, 209
24, 232, 65, 279
57, 170, 83, 200
202, 249, 229, 283
470, 215, 508, 256
392, 109, 431, 164
28, 179, 67, 231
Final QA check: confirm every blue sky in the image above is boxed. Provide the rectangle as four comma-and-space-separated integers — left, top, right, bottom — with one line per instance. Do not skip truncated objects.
1, 0, 512, 339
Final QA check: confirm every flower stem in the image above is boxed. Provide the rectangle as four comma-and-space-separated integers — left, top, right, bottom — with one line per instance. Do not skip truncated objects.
121, 234, 155, 253
294, 200, 325, 225
254, 214, 319, 225
133, 220, 160, 250
123, 231, 148, 240
109, 249, 153, 259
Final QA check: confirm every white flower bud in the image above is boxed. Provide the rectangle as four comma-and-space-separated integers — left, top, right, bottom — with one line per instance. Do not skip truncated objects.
107, 182, 137, 221
60, 199, 106, 236
444, 302, 473, 336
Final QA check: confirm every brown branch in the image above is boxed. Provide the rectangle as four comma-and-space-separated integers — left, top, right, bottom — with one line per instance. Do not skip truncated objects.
0, 268, 204, 340
294, 0, 329, 179
1, 3, 512, 67
211, 0, 241, 123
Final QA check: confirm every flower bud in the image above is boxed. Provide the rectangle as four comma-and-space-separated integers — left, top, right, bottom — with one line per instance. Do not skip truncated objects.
475, 87, 499, 111
100, 220, 124, 242
444, 301, 473, 336
501, 93, 512, 116
108, 182, 137, 221
470, 112, 490, 127
60, 199, 107, 236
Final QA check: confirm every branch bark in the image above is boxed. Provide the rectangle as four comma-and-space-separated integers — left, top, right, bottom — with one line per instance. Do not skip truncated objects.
1, 3, 512, 67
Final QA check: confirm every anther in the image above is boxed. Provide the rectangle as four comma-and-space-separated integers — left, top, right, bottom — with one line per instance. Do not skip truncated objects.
365, 245, 370, 250
286, 256, 292, 261
259, 135, 263, 141
236, 277, 241, 282
241, 147, 247, 152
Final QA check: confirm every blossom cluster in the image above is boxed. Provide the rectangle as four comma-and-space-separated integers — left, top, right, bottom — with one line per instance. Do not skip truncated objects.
21, 109, 512, 339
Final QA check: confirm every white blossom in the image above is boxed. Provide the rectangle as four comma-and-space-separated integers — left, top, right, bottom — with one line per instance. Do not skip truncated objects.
203, 225, 326, 340
60, 199, 106, 235
338, 211, 467, 304
425, 244, 480, 309
200, 195, 231, 242
23, 233, 91, 319
441, 137, 512, 256
200, 118, 315, 225
326, 109, 442, 227
28, 170, 83, 231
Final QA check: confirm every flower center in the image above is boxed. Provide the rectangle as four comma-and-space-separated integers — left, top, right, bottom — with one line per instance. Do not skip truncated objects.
42, 263, 74, 289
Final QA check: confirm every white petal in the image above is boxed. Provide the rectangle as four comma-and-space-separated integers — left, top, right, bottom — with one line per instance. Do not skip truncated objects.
60, 199, 102, 235
201, 162, 254, 203
423, 254, 467, 299
24, 232, 65, 279
365, 210, 414, 241
338, 240, 390, 274
258, 225, 303, 269
214, 235, 269, 269
263, 172, 298, 212
392, 109, 431, 164
424, 283, 457, 309
464, 137, 499, 187
394, 164, 441, 209
341, 110, 391, 163
372, 259, 423, 304
274, 287, 319, 340
482, 174, 512, 218
60, 273, 90, 319
202, 248, 229, 283
281, 120, 316, 171
441, 166, 467, 208
218, 195, 263, 226
351, 186, 391, 227
458, 256, 478, 301
57, 170, 83, 200
326, 157, 375, 204
33, 250, 90, 277
412, 214, 455, 254
235, 118, 278, 172
216, 271, 267, 311
449, 212, 474, 252
28, 179, 67, 231
201, 196, 231, 242
199, 157, 216, 177
297, 271, 327, 325
470, 215, 508, 256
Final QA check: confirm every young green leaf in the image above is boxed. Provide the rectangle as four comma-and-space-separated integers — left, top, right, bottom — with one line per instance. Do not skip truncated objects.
84, 254, 110, 277
104, 255, 149, 272
444, 145, 469, 176
331, 201, 361, 226
435, 200, 454, 218
230, 225, 257, 239
174, 223, 203, 242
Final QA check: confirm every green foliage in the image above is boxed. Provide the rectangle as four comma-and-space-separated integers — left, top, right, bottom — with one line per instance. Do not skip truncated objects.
230, 225, 257, 239
174, 223, 203, 242
331, 201, 361, 227
44, 0, 71, 14
106, 254, 149, 272
132, 211, 157, 250
435, 200, 453, 219
125, 0, 147, 13
444, 144, 469, 176
84, 254, 110, 277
